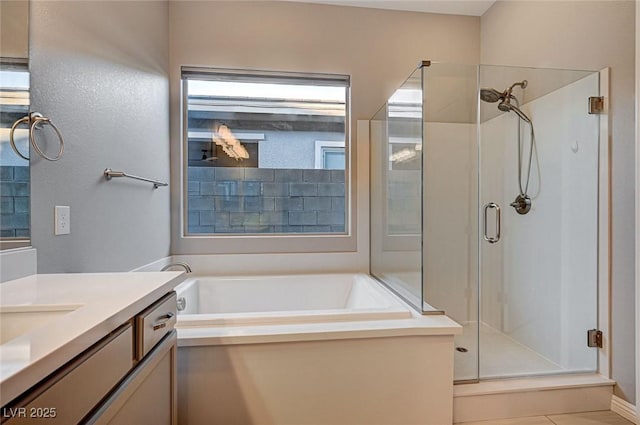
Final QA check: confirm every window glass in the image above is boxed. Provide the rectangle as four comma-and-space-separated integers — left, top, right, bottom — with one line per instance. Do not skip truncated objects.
183, 68, 349, 235
323, 149, 345, 169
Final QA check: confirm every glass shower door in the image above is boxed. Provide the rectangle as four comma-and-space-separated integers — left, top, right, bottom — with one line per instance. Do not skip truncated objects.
478, 65, 601, 379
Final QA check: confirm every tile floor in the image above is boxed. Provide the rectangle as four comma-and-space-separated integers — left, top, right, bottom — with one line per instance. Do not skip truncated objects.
456, 410, 634, 425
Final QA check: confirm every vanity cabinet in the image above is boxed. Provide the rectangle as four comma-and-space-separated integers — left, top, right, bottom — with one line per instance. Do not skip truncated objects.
1, 291, 177, 425
86, 331, 177, 425
1, 325, 134, 425
86, 293, 178, 425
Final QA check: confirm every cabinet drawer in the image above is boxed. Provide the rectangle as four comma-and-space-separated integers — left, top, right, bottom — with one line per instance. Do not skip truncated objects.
4, 324, 133, 425
136, 292, 177, 360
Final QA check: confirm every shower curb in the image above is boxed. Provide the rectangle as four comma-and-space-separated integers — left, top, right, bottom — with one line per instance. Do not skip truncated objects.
453, 373, 615, 423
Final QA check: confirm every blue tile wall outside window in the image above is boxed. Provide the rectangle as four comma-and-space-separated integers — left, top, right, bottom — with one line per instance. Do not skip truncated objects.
182, 68, 349, 235
0, 166, 30, 238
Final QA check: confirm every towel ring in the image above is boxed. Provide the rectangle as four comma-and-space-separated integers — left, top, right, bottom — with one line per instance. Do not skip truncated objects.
9, 112, 65, 161
30, 114, 64, 161
9, 116, 30, 160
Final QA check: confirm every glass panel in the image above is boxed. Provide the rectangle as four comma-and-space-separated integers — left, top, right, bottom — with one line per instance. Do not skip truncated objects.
422, 63, 480, 381
478, 65, 599, 378
184, 73, 348, 235
371, 62, 599, 383
370, 67, 424, 312
323, 150, 345, 169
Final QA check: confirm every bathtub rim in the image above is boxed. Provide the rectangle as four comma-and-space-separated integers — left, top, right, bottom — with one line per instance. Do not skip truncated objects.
176, 314, 462, 346
177, 308, 412, 327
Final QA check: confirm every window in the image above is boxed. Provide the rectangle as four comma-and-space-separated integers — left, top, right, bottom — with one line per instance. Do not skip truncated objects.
182, 67, 350, 239
314, 141, 345, 170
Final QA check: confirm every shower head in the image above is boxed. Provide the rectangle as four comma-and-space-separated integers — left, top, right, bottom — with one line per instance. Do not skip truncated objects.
480, 80, 528, 104
481, 80, 530, 123
480, 88, 504, 103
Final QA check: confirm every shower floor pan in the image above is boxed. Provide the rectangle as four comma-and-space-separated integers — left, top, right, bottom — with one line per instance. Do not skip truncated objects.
455, 321, 565, 381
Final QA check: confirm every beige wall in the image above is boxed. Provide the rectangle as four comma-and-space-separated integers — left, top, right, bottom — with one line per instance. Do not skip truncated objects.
170, 1, 479, 122
481, 0, 636, 403
636, 0, 640, 412
0, 0, 28, 59
169, 1, 480, 269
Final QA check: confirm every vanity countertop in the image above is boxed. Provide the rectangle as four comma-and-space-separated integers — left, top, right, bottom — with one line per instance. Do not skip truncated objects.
0, 272, 185, 406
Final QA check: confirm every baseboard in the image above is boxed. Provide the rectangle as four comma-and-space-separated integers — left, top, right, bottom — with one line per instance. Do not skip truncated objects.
611, 395, 638, 424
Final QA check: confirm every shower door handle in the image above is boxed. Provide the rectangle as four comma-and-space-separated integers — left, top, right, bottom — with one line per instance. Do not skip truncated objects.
483, 202, 501, 244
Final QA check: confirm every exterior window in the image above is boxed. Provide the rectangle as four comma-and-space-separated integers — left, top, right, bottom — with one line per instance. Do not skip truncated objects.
182, 67, 350, 236
314, 141, 345, 170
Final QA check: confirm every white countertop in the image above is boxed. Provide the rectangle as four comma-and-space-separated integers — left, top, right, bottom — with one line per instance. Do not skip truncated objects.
0, 272, 185, 405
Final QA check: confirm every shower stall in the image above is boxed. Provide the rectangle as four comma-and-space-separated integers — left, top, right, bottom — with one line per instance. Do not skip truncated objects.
370, 61, 606, 382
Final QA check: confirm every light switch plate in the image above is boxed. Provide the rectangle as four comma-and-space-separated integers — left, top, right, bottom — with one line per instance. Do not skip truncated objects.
54, 206, 70, 235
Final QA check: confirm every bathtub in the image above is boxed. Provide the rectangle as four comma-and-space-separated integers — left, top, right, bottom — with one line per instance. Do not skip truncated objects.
175, 273, 461, 425
175, 273, 412, 327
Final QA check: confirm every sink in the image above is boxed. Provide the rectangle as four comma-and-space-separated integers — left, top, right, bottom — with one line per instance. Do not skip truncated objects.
0, 305, 82, 344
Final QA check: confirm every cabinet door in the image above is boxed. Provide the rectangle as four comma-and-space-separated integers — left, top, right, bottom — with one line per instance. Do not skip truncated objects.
3, 324, 133, 425
87, 331, 177, 425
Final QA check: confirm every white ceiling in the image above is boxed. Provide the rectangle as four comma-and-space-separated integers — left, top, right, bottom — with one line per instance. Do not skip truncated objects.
285, 0, 497, 17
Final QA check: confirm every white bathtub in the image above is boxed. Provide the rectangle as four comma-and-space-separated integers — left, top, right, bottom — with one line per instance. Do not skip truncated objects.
175, 273, 412, 327
175, 273, 461, 425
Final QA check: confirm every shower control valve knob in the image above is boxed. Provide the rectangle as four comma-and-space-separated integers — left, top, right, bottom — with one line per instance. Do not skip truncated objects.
510, 194, 532, 215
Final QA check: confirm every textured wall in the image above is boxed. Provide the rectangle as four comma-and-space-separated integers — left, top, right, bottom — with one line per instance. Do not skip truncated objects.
30, 1, 170, 272
186, 131, 345, 170
481, 0, 636, 403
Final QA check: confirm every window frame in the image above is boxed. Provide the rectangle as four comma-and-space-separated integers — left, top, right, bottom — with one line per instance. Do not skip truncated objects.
177, 66, 356, 254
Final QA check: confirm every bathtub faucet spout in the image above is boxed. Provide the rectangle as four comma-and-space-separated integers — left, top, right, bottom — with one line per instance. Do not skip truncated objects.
161, 262, 192, 273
